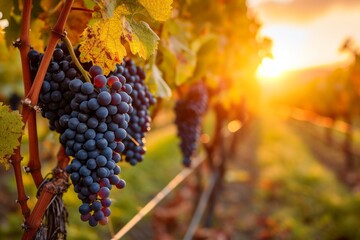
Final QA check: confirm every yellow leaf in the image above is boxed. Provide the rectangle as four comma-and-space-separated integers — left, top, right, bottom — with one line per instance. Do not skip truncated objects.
79, 6, 126, 75
30, 19, 45, 52
123, 18, 159, 59
138, 0, 173, 21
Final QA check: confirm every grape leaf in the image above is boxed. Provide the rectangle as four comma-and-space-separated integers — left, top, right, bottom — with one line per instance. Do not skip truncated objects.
65, 0, 92, 45
147, 63, 172, 98
93, 0, 116, 18
0, 103, 23, 170
29, 19, 46, 52
138, 0, 173, 21
123, 18, 159, 59
79, 6, 126, 75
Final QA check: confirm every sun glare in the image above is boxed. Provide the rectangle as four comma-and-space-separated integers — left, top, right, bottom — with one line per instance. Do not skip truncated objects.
257, 58, 284, 81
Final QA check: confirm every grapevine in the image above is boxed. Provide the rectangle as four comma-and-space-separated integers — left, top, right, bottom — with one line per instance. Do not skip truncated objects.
0, 0, 270, 238
175, 83, 208, 167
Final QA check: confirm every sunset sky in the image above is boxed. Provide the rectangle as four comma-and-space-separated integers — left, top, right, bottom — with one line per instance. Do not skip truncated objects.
248, 0, 360, 73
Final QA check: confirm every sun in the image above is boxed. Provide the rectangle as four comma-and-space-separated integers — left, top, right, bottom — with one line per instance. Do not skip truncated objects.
256, 57, 284, 82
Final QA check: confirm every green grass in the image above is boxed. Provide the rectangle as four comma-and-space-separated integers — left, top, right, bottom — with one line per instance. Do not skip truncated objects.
256, 113, 360, 240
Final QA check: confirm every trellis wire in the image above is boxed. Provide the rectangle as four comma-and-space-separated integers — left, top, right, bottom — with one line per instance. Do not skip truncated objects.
111, 155, 205, 240
183, 171, 218, 240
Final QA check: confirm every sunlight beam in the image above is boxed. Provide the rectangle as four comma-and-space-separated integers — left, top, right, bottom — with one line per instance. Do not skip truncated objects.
257, 57, 284, 82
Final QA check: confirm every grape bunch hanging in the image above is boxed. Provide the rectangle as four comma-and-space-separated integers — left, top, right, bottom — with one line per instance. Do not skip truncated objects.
111, 60, 156, 165
174, 83, 208, 167
28, 43, 155, 226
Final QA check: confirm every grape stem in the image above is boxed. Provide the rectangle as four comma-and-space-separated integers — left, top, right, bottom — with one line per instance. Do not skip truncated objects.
49, 0, 65, 15
71, 7, 95, 13
62, 35, 91, 83
127, 134, 140, 147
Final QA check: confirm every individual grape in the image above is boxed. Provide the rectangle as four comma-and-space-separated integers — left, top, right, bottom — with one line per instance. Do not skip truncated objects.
91, 200, 102, 211
53, 48, 64, 61
107, 76, 120, 86
102, 207, 111, 217
94, 210, 105, 221
87, 117, 99, 129
89, 183, 101, 194
99, 178, 111, 188
111, 81, 122, 91
53, 71, 65, 82
97, 91, 112, 106
69, 79, 83, 92
111, 93, 122, 105
98, 187, 110, 199
70, 172, 80, 184
48, 62, 60, 72
79, 203, 91, 215
96, 155, 107, 167
101, 198, 112, 208
81, 82, 94, 95
88, 216, 98, 227
109, 175, 121, 185
117, 102, 130, 114
66, 68, 78, 79
93, 74, 107, 88
79, 165, 91, 177
77, 122, 88, 133
99, 217, 109, 225
88, 98, 100, 111
174, 82, 208, 167
116, 179, 126, 189
86, 158, 97, 170
80, 213, 92, 222
82, 176, 93, 186
96, 106, 109, 119
89, 65, 103, 78
68, 117, 80, 130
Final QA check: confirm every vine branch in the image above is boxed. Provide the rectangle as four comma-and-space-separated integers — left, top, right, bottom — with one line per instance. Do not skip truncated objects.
9, 0, 34, 221
26, 0, 75, 106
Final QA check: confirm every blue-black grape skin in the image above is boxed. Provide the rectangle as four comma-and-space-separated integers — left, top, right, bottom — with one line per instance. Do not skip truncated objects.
29, 45, 155, 226
174, 83, 208, 167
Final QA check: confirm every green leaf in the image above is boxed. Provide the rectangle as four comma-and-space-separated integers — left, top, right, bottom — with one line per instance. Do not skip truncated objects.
0, 103, 23, 170
123, 18, 160, 59
147, 63, 172, 98
93, 0, 117, 18
169, 36, 196, 85
191, 35, 219, 80
159, 20, 196, 86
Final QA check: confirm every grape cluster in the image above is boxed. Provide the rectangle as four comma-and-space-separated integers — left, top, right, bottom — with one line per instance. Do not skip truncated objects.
28, 44, 156, 225
110, 59, 156, 165
28, 44, 82, 133
174, 83, 208, 167
62, 65, 132, 226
